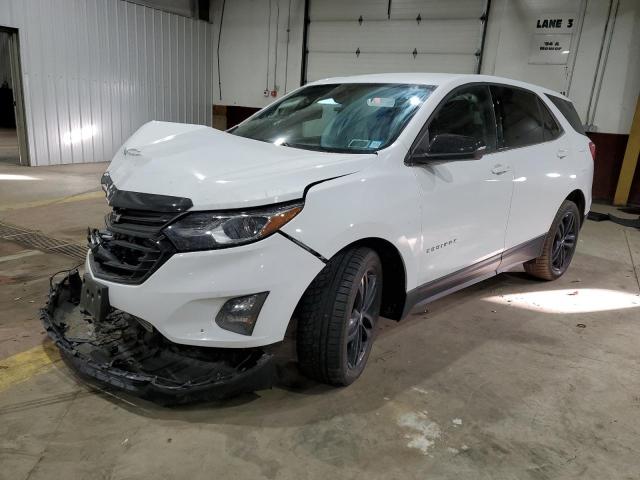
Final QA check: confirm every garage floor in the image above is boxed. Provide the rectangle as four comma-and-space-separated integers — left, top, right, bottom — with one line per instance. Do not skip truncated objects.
1, 162, 639, 480
0, 128, 20, 166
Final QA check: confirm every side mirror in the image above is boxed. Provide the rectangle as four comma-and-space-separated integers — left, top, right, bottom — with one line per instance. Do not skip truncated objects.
411, 134, 486, 163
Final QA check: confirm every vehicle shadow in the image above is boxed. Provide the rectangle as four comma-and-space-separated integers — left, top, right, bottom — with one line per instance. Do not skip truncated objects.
31, 248, 634, 429
77, 274, 558, 421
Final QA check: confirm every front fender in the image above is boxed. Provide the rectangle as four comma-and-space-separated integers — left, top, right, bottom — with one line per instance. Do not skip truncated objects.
281, 162, 422, 291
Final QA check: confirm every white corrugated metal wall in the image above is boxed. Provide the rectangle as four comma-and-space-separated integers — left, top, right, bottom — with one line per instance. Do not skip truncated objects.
0, 0, 214, 166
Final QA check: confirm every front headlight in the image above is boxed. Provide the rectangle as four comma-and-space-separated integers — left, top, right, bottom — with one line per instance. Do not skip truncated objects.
163, 202, 303, 251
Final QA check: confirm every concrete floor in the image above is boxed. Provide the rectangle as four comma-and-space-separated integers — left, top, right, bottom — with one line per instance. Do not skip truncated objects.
0, 128, 20, 165
1, 163, 639, 480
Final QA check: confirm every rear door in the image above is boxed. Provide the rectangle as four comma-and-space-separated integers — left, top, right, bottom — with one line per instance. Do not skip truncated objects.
411, 84, 513, 287
490, 85, 571, 254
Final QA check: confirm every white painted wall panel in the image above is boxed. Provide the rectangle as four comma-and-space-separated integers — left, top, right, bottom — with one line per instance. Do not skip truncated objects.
308, 20, 481, 54
307, 52, 477, 80
306, 0, 486, 81
482, 0, 640, 134
564, 0, 611, 123
309, 0, 389, 21
0, 0, 213, 166
390, 0, 485, 19
588, 0, 640, 134
211, 0, 305, 108
483, 0, 583, 95
205, 0, 636, 135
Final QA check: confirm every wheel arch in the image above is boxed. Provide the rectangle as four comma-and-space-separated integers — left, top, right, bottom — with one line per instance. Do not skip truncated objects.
566, 189, 586, 225
335, 237, 408, 321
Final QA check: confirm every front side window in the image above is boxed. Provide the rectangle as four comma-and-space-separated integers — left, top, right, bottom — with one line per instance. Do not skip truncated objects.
491, 86, 543, 148
231, 83, 435, 153
426, 84, 497, 151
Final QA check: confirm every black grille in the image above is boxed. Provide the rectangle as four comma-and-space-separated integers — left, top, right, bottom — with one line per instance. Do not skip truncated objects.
89, 207, 180, 284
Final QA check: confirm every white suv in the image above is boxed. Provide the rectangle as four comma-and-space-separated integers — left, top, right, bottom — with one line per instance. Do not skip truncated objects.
44, 73, 593, 400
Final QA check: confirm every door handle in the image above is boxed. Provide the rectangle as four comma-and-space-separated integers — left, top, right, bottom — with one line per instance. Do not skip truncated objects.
557, 149, 569, 159
491, 164, 511, 175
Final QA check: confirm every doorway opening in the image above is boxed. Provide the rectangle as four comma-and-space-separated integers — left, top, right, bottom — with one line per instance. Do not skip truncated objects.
0, 27, 29, 166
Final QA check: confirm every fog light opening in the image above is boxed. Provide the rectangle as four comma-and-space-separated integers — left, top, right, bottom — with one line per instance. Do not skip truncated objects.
215, 292, 269, 335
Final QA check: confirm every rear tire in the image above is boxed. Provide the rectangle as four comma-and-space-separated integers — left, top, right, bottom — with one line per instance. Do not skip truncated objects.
296, 247, 382, 386
524, 200, 580, 280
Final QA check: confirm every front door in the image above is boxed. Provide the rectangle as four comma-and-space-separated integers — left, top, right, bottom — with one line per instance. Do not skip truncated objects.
410, 84, 513, 288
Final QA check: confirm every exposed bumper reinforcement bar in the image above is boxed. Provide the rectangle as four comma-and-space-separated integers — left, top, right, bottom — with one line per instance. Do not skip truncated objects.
41, 270, 276, 405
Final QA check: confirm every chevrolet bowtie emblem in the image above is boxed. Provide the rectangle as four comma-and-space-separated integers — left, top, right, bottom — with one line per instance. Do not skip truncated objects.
124, 147, 142, 156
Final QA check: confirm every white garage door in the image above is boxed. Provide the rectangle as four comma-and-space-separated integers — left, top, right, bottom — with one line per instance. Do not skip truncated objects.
305, 0, 489, 82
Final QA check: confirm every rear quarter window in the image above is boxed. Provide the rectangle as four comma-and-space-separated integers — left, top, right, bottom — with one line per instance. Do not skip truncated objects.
545, 94, 586, 135
538, 98, 563, 141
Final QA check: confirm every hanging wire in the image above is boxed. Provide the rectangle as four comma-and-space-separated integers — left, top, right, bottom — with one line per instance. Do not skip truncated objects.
217, 0, 227, 101
49, 263, 83, 290
273, 1, 280, 92
266, 0, 272, 91
283, 0, 292, 94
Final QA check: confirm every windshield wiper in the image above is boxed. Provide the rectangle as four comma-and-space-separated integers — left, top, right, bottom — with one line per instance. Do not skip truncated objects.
278, 142, 375, 154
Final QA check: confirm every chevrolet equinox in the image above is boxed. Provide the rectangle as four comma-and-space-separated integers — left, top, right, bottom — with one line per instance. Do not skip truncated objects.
43, 73, 594, 402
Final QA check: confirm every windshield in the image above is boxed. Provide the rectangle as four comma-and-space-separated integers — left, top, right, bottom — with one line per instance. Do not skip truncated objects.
230, 83, 436, 153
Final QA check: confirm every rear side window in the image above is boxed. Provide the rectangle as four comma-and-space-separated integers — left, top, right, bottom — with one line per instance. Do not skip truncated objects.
538, 99, 562, 141
491, 86, 543, 148
545, 94, 586, 135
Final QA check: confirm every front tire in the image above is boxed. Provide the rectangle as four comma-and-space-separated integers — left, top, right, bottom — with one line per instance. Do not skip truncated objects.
296, 247, 382, 386
524, 199, 580, 280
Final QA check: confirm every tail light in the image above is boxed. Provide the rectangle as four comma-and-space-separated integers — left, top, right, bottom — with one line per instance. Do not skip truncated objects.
588, 141, 596, 161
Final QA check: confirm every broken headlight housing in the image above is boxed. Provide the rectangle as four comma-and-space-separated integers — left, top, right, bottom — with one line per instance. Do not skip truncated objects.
163, 202, 303, 251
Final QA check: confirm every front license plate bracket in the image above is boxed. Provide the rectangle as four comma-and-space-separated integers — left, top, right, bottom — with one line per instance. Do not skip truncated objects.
80, 274, 110, 322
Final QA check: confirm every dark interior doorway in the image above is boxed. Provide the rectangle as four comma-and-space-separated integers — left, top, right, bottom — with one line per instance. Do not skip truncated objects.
0, 31, 18, 165
0, 27, 29, 166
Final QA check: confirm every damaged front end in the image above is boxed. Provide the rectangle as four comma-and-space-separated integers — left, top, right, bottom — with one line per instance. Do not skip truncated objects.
41, 270, 275, 405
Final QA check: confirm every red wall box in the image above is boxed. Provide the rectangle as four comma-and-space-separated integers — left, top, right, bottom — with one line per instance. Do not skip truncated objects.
586, 132, 638, 204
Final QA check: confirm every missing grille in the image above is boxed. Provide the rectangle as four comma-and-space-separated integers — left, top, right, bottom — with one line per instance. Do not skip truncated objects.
0, 221, 87, 261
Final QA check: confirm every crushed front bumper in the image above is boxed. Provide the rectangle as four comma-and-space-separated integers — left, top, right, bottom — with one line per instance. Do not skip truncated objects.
41, 270, 276, 405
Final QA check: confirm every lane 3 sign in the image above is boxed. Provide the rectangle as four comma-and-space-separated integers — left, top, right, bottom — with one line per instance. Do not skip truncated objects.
534, 14, 576, 34
529, 13, 577, 65
537, 18, 574, 30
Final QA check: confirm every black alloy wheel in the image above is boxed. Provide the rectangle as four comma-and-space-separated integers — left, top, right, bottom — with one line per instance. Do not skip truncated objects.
296, 247, 383, 386
551, 210, 578, 275
346, 269, 378, 370
525, 199, 581, 280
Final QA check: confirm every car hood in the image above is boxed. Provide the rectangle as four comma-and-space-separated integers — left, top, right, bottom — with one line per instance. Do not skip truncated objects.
107, 121, 376, 210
